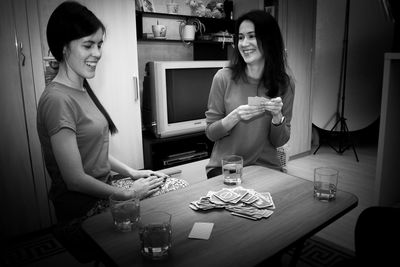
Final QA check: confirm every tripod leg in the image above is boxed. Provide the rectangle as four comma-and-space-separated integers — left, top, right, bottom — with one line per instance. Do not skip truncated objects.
338, 118, 347, 154
314, 118, 342, 155
352, 144, 359, 162
313, 143, 322, 155
344, 121, 359, 162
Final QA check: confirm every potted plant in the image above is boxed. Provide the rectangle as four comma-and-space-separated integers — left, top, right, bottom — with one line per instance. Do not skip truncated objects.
166, 0, 179, 14
179, 17, 205, 42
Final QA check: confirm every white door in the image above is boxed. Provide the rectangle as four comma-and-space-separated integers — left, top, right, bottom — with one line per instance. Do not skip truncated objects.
280, 0, 316, 157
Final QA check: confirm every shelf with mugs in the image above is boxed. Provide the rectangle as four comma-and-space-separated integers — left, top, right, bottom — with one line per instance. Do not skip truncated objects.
135, 10, 235, 26
135, 10, 235, 44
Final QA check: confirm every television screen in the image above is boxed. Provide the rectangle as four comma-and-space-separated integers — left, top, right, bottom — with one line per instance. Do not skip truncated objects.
166, 68, 220, 123
143, 60, 228, 138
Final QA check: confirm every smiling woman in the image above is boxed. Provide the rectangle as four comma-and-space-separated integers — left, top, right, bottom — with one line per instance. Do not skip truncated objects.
37, 0, 169, 225
36, 1, 179, 263
62, 28, 104, 81
205, 10, 294, 179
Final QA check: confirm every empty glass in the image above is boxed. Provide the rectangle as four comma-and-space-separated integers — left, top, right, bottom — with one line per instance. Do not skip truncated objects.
314, 167, 338, 201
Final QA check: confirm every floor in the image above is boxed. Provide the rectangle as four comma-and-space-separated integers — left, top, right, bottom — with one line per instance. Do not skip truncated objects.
287, 142, 377, 252
3, 142, 376, 267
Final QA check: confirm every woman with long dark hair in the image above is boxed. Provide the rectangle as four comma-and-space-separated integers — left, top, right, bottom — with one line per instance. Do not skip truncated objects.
205, 10, 295, 178
37, 1, 167, 223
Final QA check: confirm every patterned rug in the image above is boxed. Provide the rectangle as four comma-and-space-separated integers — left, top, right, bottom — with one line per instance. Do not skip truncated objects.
0, 230, 66, 267
283, 236, 355, 267
1, 230, 354, 267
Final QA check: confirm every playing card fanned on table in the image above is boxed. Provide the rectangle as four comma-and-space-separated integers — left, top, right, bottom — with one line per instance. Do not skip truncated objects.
189, 186, 275, 220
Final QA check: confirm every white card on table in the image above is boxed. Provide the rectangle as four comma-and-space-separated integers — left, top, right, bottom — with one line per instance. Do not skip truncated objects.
188, 222, 214, 240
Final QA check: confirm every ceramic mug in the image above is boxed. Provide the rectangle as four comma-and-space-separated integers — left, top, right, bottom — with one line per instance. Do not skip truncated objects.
180, 25, 196, 41
152, 24, 167, 38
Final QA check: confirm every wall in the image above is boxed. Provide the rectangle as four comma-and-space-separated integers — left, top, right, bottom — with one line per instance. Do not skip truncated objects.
374, 53, 400, 206
233, 0, 264, 18
312, 0, 393, 131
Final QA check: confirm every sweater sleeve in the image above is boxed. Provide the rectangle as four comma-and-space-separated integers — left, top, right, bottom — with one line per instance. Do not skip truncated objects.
205, 69, 231, 141
269, 79, 295, 147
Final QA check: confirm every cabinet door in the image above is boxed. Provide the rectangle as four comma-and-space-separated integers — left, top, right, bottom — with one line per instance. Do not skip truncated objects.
280, 0, 316, 157
0, 0, 51, 238
87, 0, 144, 168
37, 0, 144, 168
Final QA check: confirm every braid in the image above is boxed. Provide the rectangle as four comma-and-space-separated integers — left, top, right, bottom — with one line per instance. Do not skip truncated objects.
83, 79, 118, 135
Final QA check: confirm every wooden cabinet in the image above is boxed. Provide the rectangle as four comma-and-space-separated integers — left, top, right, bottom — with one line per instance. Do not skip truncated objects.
0, 0, 51, 238
142, 131, 213, 170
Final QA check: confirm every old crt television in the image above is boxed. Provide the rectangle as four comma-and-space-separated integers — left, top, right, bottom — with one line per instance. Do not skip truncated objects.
142, 60, 229, 138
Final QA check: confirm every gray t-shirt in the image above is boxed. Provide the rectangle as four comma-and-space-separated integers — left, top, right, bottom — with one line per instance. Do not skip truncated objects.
37, 81, 110, 202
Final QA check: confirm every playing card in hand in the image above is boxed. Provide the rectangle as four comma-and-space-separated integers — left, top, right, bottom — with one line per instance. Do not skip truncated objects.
248, 96, 270, 106
248, 96, 262, 106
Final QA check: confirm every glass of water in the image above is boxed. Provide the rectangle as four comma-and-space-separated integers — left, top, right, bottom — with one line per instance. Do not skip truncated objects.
222, 155, 243, 185
139, 211, 172, 260
109, 191, 140, 232
313, 167, 338, 201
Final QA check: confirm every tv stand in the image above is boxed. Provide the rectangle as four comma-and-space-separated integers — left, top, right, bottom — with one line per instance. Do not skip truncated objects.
142, 131, 213, 170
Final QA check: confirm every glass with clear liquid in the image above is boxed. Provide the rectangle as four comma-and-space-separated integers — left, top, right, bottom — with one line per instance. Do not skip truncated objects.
139, 212, 172, 260
222, 155, 243, 185
313, 167, 338, 201
109, 192, 140, 232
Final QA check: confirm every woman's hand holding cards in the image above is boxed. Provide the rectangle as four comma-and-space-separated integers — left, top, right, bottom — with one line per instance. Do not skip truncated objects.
249, 96, 284, 124
235, 104, 265, 121
263, 97, 283, 124
263, 97, 283, 115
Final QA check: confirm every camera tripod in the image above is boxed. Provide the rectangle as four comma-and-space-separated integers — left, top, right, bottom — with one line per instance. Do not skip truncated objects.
313, 0, 359, 162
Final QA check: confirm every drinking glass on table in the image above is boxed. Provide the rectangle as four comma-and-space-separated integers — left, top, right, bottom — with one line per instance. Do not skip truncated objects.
139, 211, 172, 260
222, 155, 243, 185
109, 191, 140, 232
313, 167, 338, 201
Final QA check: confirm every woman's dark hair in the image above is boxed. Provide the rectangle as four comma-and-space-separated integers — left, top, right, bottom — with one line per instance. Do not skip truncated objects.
231, 10, 290, 98
47, 1, 118, 134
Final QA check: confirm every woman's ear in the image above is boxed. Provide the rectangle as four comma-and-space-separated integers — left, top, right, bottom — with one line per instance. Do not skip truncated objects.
62, 45, 70, 61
